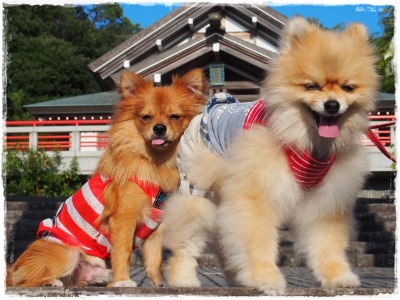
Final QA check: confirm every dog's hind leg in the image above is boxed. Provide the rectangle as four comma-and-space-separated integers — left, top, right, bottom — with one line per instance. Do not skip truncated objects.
6, 239, 81, 287
162, 193, 216, 287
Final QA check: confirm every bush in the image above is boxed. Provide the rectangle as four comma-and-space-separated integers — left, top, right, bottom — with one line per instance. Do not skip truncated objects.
4, 148, 83, 196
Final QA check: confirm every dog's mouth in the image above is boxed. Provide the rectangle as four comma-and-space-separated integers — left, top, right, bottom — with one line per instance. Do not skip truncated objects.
311, 111, 340, 138
150, 137, 171, 148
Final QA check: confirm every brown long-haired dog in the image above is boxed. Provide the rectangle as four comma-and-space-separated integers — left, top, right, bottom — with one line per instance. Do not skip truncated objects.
6, 68, 208, 288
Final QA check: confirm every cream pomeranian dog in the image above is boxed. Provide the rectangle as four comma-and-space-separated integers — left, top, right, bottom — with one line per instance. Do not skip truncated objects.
161, 17, 379, 295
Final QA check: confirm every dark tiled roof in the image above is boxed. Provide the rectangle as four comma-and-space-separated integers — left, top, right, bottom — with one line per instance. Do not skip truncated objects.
87, 4, 193, 72
24, 91, 395, 110
110, 32, 277, 83
24, 91, 119, 108
88, 2, 286, 76
222, 33, 277, 59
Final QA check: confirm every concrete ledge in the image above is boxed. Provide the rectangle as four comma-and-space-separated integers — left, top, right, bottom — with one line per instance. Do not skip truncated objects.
6, 287, 395, 297
7, 267, 395, 297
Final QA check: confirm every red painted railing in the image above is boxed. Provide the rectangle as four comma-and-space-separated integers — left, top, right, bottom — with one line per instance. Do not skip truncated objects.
4, 116, 396, 151
5, 120, 110, 151
6, 119, 111, 126
361, 115, 396, 147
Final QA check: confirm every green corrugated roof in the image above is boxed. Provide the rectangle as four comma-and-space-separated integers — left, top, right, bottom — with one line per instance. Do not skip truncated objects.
24, 91, 119, 108
24, 91, 394, 109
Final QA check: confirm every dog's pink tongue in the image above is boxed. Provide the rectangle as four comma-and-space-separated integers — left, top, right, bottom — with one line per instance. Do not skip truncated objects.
152, 139, 165, 145
319, 116, 339, 138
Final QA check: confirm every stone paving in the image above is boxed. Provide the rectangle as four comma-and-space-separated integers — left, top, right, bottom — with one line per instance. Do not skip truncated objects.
131, 266, 396, 288
6, 267, 397, 297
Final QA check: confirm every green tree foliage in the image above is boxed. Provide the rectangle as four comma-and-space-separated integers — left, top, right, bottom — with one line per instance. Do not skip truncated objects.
373, 6, 395, 93
5, 148, 83, 196
4, 4, 141, 120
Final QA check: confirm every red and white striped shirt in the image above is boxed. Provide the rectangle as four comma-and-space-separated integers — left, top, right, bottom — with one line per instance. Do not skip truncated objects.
37, 173, 166, 259
244, 100, 335, 189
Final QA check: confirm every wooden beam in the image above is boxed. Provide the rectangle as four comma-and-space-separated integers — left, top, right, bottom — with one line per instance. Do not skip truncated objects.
252, 16, 258, 29
224, 81, 260, 89
188, 18, 194, 31
223, 63, 261, 83
154, 73, 162, 86
156, 39, 163, 52
138, 47, 211, 77
213, 42, 220, 60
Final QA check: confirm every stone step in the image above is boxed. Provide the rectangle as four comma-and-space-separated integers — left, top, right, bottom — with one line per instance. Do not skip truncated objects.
349, 253, 394, 268
6, 219, 42, 240
6, 209, 60, 221
6, 200, 63, 211
5, 195, 396, 268
356, 196, 394, 204
349, 241, 395, 255
354, 203, 395, 220
357, 231, 395, 242
357, 220, 395, 232
355, 211, 395, 223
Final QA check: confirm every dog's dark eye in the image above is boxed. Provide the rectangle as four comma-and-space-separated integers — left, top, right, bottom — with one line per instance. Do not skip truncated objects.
141, 114, 152, 121
304, 83, 321, 91
341, 84, 354, 92
170, 114, 181, 120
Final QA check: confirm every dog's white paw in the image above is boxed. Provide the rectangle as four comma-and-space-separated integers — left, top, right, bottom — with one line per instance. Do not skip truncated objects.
244, 275, 287, 295
91, 268, 112, 285
44, 279, 64, 287
109, 279, 137, 287
167, 274, 201, 288
256, 283, 286, 296
321, 271, 360, 288
237, 267, 287, 295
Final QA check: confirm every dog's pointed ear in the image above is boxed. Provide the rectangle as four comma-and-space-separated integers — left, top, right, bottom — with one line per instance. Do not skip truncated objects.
173, 68, 209, 96
344, 23, 369, 41
281, 16, 313, 50
119, 71, 147, 98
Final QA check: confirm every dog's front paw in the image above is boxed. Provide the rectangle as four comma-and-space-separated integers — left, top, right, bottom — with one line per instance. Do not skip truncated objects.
167, 273, 201, 288
165, 257, 201, 287
108, 279, 137, 287
44, 279, 64, 287
148, 274, 165, 288
244, 274, 286, 295
237, 266, 287, 295
321, 271, 360, 288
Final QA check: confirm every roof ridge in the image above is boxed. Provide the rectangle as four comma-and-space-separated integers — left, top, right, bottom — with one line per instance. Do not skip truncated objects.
88, 3, 201, 72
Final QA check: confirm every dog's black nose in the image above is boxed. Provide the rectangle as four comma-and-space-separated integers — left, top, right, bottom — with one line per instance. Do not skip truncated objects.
153, 124, 167, 135
324, 100, 340, 114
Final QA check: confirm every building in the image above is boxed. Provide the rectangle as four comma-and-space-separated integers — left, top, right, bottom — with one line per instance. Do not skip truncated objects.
26, 3, 286, 120
24, 3, 395, 120
10, 3, 396, 174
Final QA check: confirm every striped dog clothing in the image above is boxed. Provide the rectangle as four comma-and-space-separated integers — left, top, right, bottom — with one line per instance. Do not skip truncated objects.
37, 173, 166, 259
178, 92, 335, 193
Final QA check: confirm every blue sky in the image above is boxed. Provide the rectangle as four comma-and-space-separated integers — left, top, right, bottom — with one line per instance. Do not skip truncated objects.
120, 3, 388, 37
